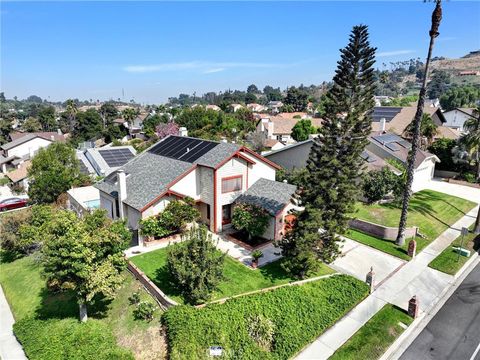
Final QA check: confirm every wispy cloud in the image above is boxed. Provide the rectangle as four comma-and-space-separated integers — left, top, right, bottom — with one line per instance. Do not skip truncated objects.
377, 50, 415, 57
437, 36, 456, 42
123, 61, 289, 73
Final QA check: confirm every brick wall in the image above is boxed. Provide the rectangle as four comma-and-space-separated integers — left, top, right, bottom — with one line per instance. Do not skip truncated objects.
349, 219, 418, 241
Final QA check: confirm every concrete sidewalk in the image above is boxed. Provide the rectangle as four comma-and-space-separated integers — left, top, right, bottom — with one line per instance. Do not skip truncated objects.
296, 204, 479, 360
0, 285, 27, 360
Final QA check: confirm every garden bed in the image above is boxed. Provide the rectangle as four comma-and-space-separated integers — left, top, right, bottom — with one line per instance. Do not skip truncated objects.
162, 275, 369, 359
130, 247, 334, 305
226, 231, 271, 251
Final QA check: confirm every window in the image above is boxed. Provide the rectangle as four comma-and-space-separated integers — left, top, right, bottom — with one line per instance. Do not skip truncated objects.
221, 175, 242, 193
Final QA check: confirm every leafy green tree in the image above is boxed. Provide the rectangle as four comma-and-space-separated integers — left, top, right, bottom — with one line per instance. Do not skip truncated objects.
122, 107, 138, 131
42, 209, 130, 321
21, 117, 42, 132
0, 118, 12, 145
427, 69, 450, 99
99, 102, 119, 126
26, 95, 43, 103
231, 203, 269, 241
247, 84, 259, 94
245, 92, 257, 104
0, 208, 33, 256
458, 106, 480, 179
362, 168, 403, 203
28, 142, 85, 204
278, 24, 376, 275
291, 119, 315, 141
38, 106, 56, 131
263, 86, 283, 101
167, 225, 225, 304
428, 138, 457, 171
65, 99, 78, 133
440, 86, 480, 111
403, 113, 438, 149
284, 87, 308, 112
74, 109, 103, 142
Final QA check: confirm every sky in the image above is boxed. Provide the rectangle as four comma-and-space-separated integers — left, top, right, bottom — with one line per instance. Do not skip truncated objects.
1, 1, 479, 104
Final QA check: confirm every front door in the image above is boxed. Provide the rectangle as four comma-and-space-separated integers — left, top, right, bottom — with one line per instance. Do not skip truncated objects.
222, 204, 232, 225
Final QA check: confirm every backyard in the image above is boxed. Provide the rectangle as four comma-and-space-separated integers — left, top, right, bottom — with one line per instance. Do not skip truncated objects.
130, 247, 335, 304
0, 254, 167, 360
348, 190, 476, 259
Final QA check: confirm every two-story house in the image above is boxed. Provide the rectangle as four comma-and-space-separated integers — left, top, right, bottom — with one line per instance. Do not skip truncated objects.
94, 135, 296, 246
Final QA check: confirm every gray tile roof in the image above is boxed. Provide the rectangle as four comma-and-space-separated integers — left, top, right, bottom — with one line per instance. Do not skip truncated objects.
235, 178, 297, 216
84, 145, 136, 176
1, 133, 39, 151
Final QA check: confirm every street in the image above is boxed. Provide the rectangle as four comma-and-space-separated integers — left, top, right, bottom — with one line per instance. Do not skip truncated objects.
400, 263, 480, 360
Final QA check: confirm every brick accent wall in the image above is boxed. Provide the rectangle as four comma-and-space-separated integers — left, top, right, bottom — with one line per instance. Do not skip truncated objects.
349, 219, 418, 241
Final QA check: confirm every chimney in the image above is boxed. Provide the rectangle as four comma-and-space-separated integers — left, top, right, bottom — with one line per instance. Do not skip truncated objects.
57, 128, 62, 135
267, 120, 274, 139
117, 170, 127, 219
178, 127, 188, 137
380, 118, 386, 132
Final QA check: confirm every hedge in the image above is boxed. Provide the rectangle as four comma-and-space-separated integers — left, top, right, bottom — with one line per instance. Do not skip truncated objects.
162, 275, 369, 359
14, 318, 134, 360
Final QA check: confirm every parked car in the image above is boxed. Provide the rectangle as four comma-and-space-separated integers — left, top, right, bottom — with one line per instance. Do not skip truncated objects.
0, 197, 28, 212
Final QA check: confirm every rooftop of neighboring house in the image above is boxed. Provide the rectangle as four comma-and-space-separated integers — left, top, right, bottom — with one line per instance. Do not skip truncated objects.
263, 138, 282, 149
435, 126, 461, 140
6, 161, 31, 183
370, 106, 446, 135
259, 113, 323, 135
95, 135, 264, 211
444, 107, 476, 117
268, 101, 283, 106
2, 131, 67, 151
368, 132, 439, 169
235, 178, 296, 216
80, 145, 137, 176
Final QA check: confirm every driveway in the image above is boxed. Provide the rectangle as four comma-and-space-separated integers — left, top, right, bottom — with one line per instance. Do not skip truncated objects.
0, 185, 13, 202
425, 178, 480, 204
331, 238, 406, 288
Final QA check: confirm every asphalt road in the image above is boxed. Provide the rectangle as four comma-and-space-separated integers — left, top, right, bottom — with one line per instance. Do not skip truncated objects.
400, 263, 480, 360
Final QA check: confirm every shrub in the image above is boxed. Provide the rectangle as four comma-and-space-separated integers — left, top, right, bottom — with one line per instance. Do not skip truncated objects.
252, 250, 264, 261
0, 208, 33, 255
362, 168, 403, 203
128, 292, 141, 305
167, 225, 225, 304
232, 203, 269, 241
162, 275, 369, 359
13, 317, 134, 360
248, 315, 275, 351
0, 177, 10, 186
133, 301, 157, 321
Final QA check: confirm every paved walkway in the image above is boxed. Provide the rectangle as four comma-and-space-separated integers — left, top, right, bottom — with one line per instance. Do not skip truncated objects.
0, 285, 27, 360
425, 178, 480, 203
296, 204, 479, 360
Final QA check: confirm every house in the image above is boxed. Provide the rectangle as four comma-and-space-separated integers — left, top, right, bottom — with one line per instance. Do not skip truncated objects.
442, 108, 476, 132
94, 135, 294, 246
256, 113, 323, 145
267, 101, 283, 113
230, 104, 244, 112
206, 104, 221, 111
247, 103, 268, 112
76, 145, 137, 177
366, 132, 439, 191
262, 139, 286, 153
5, 160, 31, 191
67, 186, 101, 217
0, 131, 67, 174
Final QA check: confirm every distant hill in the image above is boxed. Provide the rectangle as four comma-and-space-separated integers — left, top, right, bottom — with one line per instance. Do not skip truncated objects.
425, 51, 479, 86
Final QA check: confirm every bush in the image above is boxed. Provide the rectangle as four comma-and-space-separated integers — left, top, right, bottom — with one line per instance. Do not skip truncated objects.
362, 168, 403, 203
133, 301, 157, 321
128, 292, 140, 305
167, 226, 225, 304
162, 275, 369, 359
0, 208, 33, 255
13, 318, 134, 360
428, 138, 459, 171
248, 315, 275, 351
0, 177, 10, 186
232, 203, 269, 241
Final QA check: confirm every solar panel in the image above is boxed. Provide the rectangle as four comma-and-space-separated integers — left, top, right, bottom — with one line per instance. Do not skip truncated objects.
371, 107, 403, 122
361, 151, 377, 163
398, 140, 412, 149
98, 148, 135, 167
372, 134, 401, 145
385, 143, 400, 152
79, 161, 90, 175
149, 136, 219, 163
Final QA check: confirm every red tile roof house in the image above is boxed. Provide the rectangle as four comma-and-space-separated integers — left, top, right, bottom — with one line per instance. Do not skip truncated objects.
94, 135, 297, 247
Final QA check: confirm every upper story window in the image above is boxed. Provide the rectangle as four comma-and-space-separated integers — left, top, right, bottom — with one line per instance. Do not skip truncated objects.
221, 175, 242, 193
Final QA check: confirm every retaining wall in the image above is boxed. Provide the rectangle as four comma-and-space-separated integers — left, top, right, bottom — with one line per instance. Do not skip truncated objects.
349, 218, 418, 241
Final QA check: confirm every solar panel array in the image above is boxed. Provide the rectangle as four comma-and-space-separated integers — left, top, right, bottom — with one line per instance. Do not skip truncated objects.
98, 148, 135, 167
372, 107, 403, 123
398, 140, 412, 149
385, 143, 400, 152
78, 160, 90, 175
372, 134, 402, 144
360, 151, 377, 163
149, 136, 218, 163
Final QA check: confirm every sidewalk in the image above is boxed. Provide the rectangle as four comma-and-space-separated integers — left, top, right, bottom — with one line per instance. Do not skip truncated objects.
296, 204, 479, 360
0, 285, 27, 360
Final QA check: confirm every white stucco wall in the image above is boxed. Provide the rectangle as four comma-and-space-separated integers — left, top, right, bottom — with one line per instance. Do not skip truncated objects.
241, 151, 276, 186
99, 191, 116, 219
7, 137, 52, 158
170, 168, 200, 199
443, 110, 472, 131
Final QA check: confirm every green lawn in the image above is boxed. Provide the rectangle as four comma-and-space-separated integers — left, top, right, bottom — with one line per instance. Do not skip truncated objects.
130, 248, 335, 304
330, 305, 413, 360
429, 226, 479, 275
0, 255, 167, 359
349, 190, 476, 259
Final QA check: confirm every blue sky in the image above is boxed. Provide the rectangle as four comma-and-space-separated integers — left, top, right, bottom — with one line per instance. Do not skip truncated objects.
1, 1, 479, 104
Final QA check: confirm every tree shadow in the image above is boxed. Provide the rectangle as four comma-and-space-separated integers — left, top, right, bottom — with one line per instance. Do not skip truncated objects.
258, 259, 294, 283
0, 250, 20, 264
473, 234, 480, 253
153, 265, 183, 299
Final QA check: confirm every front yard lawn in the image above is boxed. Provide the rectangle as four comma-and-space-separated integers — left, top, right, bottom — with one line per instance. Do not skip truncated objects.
162, 275, 369, 359
0, 254, 166, 360
329, 304, 413, 360
429, 226, 479, 275
349, 190, 476, 259
130, 247, 335, 304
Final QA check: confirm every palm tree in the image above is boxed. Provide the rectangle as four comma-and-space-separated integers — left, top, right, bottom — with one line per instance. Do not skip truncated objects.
460, 106, 480, 180
396, 0, 443, 246
403, 113, 439, 150
65, 99, 78, 133
122, 107, 138, 132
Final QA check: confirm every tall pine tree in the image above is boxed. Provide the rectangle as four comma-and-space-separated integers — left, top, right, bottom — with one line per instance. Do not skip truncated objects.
278, 25, 376, 277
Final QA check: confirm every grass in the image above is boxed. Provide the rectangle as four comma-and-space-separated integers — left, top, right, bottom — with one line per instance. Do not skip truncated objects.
130, 247, 335, 304
429, 226, 480, 275
349, 190, 476, 259
0, 255, 167, 359
330, 305, 413, 360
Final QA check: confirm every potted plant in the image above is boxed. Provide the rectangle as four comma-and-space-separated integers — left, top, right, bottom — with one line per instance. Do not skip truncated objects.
251, 250, 263, 269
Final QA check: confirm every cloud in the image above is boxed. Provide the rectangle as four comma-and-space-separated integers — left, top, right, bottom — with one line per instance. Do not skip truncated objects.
377, 50, 415, 57
123, 61, 289, 73
437, 36, 456, 42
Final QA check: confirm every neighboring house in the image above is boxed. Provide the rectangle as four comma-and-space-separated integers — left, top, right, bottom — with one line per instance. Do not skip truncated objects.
206, 104, 221, 111
0, 131, 67, 174
256, 113, 322, 144
374, 96, 392, 106
267, 101, 284, 113
76, 145, 137, 177
262, 139, 285, 153
230, 103, 244, 112
442, 108, 475, 132
366, 132, 439, 191
247, 103, 268, 112
67, 186, 101, 217
6, 160, 31, 191
94, 135, 293, 246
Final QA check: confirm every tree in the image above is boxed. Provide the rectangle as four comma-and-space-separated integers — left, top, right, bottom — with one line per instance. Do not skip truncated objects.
42, 209, 130, 321
247, 84, 259, 94
263, 86, 283, 101
0, 208, 33, 256
245, 93, 257, 104
403, 113, 438, 149
0, 118, 12, 145
167, 225, 225, 304
427, 69, 450, 99
65, 99, 78, 133
362, 168, 403, 203
231, 203, 269, 241
428, 138, 457, 171
458, 106, 480, 179
37, 106, 56, 131
278, 24, 376, 275
284, 87, 308, 112
26, 95, 43, 103
397, 0, 443, 246
155, 121, 179, 139
21, 117, 42, 132
74, 109, 103, 142
440, 86, 480, 111
122, 107, 138, 131
291, 119, 315, 142
99, 102, 119, 127
28, 142, 85, 204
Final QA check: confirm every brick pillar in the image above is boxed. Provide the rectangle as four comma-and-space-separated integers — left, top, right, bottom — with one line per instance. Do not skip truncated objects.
408, 295, 419, 318
408, 239, 417, 258
366, 267, 375, 293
